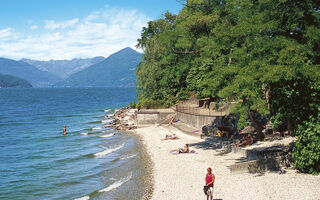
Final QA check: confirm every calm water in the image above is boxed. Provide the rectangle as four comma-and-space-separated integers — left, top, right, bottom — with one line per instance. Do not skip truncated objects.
0, 88, 147, 200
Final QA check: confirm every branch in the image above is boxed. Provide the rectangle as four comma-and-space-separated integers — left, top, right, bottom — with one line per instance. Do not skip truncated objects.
172, 48, 201, 54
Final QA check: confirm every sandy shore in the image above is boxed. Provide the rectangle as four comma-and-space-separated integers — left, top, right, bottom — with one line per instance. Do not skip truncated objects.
135, 125, 320, 200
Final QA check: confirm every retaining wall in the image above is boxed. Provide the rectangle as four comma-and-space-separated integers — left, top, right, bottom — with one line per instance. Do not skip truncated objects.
136, 109, 175, 127
176, 112, 223, 128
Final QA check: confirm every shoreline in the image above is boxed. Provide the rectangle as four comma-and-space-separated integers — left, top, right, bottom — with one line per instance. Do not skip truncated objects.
111, 108, 154, 200
128, 131, 154, 200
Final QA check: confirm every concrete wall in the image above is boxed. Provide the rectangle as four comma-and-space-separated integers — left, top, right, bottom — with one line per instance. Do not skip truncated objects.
176, 112, 223, 128
136, 109, 175, 127
136, 111, 160, 126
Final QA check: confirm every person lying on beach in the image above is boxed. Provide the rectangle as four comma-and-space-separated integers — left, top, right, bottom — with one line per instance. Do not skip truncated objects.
170, 144, 189, 154
164, 134, 178, 140
236, 133, 254, 147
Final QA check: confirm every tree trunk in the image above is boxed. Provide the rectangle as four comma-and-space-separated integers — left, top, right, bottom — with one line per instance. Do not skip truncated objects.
265, 84, 271, 115
287, 119, 294, 136
228, 48, 233, 65
248, 109, 265, 141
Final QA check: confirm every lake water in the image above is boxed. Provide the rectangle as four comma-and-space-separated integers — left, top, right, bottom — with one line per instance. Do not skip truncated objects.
0, 88, 148, 200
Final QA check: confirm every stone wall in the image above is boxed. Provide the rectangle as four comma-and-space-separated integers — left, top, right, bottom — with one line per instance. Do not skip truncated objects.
136, 109, 175, 127
176, 112, 223, 128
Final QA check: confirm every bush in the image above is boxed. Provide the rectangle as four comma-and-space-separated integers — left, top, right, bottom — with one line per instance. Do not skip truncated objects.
293, 110, 320, 175
129, 101, 136, 109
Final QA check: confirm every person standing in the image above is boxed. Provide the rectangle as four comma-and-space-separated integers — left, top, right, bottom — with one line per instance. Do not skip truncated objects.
63, 125, 67, 136
205, 167, 215, 200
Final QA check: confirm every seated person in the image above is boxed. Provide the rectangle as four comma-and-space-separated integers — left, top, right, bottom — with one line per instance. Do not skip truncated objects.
168, 116, 176, 125
164, 134, 178, 140
170, 144, 189, 154
218, 125, 231, 138
236, 133, 254, 147
247, 133, 254, 145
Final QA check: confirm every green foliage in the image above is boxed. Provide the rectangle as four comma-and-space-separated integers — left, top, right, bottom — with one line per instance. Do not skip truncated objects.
136, 0, 320, 153
293, 108, 320, 175
129, 101, 137, 109
270, 79, 320, 133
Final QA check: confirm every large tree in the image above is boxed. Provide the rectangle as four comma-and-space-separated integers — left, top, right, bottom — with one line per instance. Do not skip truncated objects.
136, 0, 320, 141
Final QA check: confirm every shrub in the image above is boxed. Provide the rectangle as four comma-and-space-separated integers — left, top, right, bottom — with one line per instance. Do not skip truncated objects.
293, 109, 320, 175
129, 101, 136, 109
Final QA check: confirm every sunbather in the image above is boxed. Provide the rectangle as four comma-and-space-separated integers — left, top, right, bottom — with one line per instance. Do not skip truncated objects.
170, 144, 189, 154
236, 133, 254, 147
164, 134, 178, 140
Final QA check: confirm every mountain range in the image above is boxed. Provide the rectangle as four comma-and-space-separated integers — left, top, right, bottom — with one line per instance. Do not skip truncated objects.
0, 47, 142, 88
0, 58, 61, 87
55, 47, 142, 87
21, 56, 105, 79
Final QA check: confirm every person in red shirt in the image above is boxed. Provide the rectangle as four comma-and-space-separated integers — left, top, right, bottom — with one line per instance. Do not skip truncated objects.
205, 167, 215, 200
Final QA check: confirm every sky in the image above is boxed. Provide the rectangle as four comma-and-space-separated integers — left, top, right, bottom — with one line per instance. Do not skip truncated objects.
0, 0, 183, 60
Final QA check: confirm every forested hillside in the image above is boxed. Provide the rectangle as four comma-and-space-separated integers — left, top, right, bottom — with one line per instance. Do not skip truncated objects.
0, 73, 32, 88
136, 0, 320, 174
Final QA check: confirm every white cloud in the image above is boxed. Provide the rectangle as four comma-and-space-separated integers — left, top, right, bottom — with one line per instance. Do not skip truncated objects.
0, 28, 14, 39
30, 25, 38, 30
0, 6, 149, 60
44, 18, 79, 30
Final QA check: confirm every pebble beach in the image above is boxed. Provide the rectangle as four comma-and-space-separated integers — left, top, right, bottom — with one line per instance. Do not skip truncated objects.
134, 124, 320, 200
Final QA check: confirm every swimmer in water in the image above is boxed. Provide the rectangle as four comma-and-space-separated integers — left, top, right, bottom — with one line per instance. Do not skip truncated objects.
63, 125, 66, 135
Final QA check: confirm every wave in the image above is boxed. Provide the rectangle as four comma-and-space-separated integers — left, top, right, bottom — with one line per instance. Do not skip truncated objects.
92, 126, 102, 130
102, 119, 113, 123
81, 131, 103, 135
94, 144, 124, 157
120, 154, 137, 160
74, 196, 90, 200
99, 133, 114, 138
104, 109, 111, 112
87, 120, 102, 124
98, 173, 132, 193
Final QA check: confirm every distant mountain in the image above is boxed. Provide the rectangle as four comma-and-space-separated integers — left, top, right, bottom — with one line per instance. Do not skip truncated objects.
55, 47, 142, 88
21, 57, 105, 79
0, 58, 61, 87
0, 73, 32, 88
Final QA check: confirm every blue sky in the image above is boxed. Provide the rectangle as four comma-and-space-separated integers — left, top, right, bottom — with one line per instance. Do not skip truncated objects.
0, 0, 183, 60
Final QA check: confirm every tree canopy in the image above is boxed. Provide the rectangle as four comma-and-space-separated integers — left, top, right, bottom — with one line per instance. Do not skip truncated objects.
136, 0, 320, 174
136, 0, 320, 141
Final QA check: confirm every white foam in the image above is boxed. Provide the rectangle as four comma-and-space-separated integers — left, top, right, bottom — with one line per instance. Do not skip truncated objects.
102, 119, 113, 123
98, 174, 132, 193
120, 154, 137, 160
94, 144, 124, 157
92, 126, 102, 130
80, 132, 88, 135
74, 196, 90, 200
99, 133, 114, 138
104, 109, 111, 112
